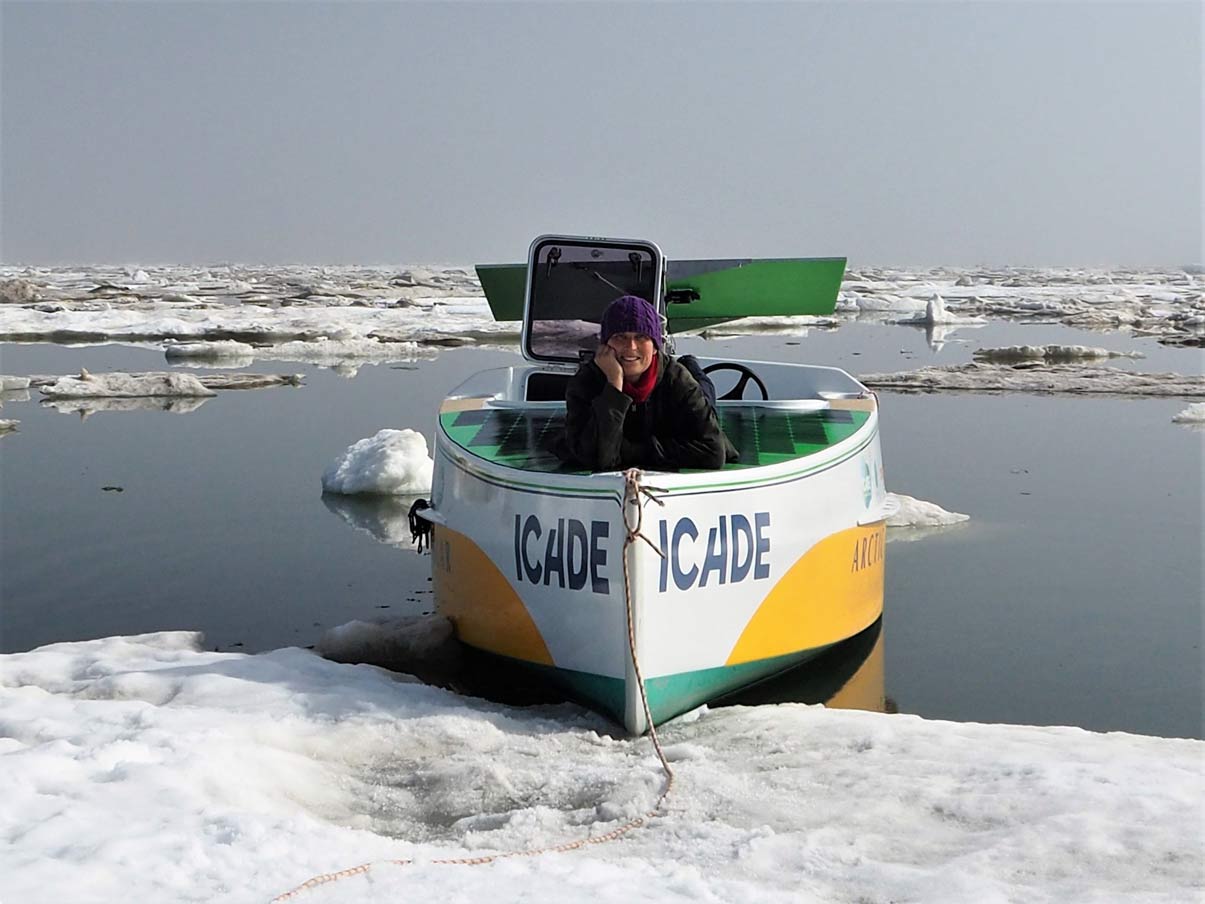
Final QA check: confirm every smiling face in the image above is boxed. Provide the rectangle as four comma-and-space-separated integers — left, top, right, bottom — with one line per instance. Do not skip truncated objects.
606, 331, 656, 380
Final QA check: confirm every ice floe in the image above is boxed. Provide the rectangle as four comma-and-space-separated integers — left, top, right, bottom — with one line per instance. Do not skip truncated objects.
0, 264, 513, 358
838, 266, 1205, 344
0, 631, 1200, 904
38, 370, 217, 399
861, 364, 1205, 397
321, 428, 435, 496
972, 344, 1144, 362
316, 615, 460, 682
0, 278, 40, 304
1, 264, 1201, 355
897, 294, 988, 327
162, 339, 258, 361
32, 370, 303, 400
1171, 402, 1205, 425
697, 316, 840, 338
886, 493, 969, 529
162, 336, 442, 369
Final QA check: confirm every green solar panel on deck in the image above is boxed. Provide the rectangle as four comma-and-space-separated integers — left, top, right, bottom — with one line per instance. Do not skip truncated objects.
440, 406, 870, 473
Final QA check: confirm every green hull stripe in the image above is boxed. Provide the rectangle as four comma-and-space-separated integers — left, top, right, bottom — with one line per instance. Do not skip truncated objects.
471, 646, 830, 728
642, 649, 830, 724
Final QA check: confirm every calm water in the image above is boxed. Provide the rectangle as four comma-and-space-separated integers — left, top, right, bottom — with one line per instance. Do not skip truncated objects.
1, 324, 1200, 738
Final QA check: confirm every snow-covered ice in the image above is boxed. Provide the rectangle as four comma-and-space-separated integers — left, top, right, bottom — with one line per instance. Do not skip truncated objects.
897, 293, 988, 327
28, 371, 302, 409
1172, 402, 1205, 425
0, 632, 1200, 904
838, 266, 1205, 340
316, 615, 460, 680
163, 339, 258, 362
38, 370, 217, 399
972, 344, 1144, 363
861, 364, 1205, 397
1, 264, 1201, 361
886, 493, 969, 529
3, 263, 1202, 903
321, 428, 435, 496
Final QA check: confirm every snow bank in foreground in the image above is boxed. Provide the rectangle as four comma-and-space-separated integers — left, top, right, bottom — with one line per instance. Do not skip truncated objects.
0, 632, 1200, 904
321, 428, 434, 495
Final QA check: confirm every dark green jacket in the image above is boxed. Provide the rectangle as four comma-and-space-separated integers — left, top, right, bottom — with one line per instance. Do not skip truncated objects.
559, 354, 738, 471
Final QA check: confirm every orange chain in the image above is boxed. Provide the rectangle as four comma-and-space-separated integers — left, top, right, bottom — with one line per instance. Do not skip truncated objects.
271, 470, 674, 902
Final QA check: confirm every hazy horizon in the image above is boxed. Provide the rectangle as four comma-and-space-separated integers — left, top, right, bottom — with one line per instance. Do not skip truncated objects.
2, 1, 1201, 270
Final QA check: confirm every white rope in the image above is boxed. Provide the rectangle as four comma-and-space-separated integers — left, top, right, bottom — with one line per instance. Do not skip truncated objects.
619, 468, 673, 774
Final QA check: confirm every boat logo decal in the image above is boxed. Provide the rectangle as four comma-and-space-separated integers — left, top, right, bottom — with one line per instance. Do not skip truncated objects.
513, 514, 611, 594
850, 524, 886, 573
862, 460, 873, 508
658, 513, 771, 592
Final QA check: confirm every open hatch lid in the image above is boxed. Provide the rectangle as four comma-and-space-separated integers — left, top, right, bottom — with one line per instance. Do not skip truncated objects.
478, 248, 847, 340
519, 235, 665, 365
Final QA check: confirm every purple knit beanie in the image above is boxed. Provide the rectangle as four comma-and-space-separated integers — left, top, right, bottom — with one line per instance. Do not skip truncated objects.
599, 295, 663, 349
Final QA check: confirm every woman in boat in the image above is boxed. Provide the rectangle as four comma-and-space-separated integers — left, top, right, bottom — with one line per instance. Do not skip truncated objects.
559, 294, 737, 472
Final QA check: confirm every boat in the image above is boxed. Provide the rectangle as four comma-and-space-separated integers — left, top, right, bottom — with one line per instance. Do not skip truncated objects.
413, 234, 892, 734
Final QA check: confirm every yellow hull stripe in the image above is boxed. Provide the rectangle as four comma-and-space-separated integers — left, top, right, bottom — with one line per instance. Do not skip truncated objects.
726, 523, 885, 666
432, 526, 554, 666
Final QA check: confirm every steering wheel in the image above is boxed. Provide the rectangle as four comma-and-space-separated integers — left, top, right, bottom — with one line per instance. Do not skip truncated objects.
702, 362, 770, 401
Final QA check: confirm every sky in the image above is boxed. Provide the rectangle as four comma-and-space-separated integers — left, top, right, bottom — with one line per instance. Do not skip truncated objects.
1, 0, 1201, 268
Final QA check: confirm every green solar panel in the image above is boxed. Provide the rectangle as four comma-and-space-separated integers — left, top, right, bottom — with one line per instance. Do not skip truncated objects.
440, 405, 870, 473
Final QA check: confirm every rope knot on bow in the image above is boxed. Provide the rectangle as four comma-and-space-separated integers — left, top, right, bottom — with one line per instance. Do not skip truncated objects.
621, 468, 666, 559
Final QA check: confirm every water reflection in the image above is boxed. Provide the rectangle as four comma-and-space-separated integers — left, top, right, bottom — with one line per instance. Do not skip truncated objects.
444, 618, 890, 721
719, 618, 890, 714
320, 491, 427, 549
41, 395, 211, 417
886, 522, 970, 544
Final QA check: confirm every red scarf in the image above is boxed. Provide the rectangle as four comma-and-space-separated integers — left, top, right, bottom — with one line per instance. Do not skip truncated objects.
622, 354, 659, 403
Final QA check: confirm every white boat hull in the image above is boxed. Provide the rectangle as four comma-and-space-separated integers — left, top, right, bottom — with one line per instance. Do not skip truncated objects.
425, 362, 889, 733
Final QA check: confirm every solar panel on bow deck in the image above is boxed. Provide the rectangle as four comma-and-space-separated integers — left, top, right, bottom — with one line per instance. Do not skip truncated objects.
439, 406, 871, 473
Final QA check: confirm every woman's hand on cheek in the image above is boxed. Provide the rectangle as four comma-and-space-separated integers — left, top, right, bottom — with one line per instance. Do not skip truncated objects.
594, 343, 624, 390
